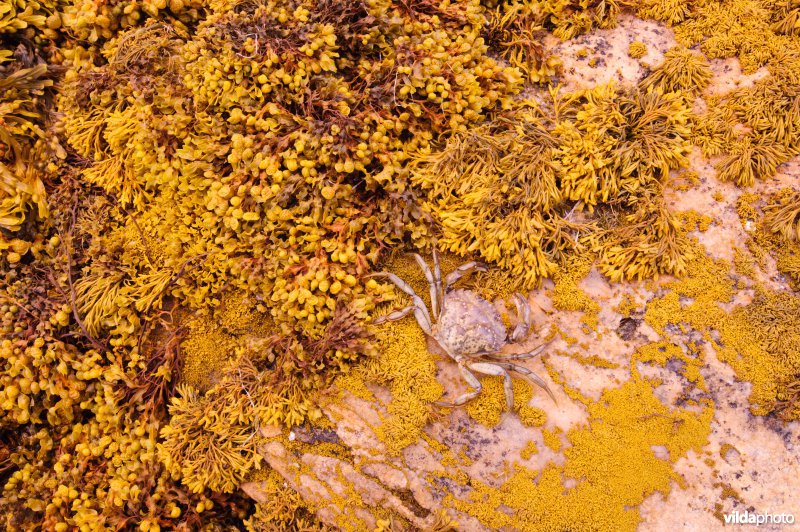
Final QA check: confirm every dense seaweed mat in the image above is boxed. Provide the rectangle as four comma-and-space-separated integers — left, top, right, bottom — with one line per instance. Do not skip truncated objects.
1, 0, 800, 529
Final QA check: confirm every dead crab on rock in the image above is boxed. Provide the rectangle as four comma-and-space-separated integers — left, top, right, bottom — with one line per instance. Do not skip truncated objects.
370, 250, 556, 410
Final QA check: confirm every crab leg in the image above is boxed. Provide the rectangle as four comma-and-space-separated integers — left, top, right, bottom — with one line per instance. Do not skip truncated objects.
496, 362, 557, 404
367, 272, 432, 335
432, 248, 443, 317
486, 340, 552, 360
444, 261, 488, 292
434, 364, 483, 407
509, 292, 531, 343
435, 361, 513, 410
372, 305, 415, 325
472, 362, 514, 411
413, 253, 441, 321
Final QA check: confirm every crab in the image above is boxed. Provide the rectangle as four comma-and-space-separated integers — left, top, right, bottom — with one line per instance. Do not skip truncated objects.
369, 250, 555, 410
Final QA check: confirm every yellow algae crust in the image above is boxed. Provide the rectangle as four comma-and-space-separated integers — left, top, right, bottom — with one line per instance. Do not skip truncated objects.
644, 238, 800, 420
465, 376, 548, 428
450, 378, 713, 532
368, 314, 444, 456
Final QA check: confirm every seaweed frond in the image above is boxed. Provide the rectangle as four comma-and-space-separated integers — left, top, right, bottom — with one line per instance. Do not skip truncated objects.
628, 41, 647, 58
0, 62, 54, 232
615, 88, 693, 181
632, 0, 694, 26
596, 192, 692, 282
244, 469, 328, 531
639, 46, 712, 95
772, 0, 800, 36
554, 83, 691, 207
715, 136, 787, 187
411, 116, 566, 287
158, 383, 264, 494
74, 268, 128, 337
729, 81, 800, 149
119, 312, 185, 421
764, 188, 800, 242
691, 97, 738, 157
484, 1, 561, 83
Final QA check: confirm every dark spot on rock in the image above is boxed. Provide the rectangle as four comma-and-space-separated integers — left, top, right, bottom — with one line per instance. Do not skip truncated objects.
390, 488, 431, 519
293, 424, 341, 445
761, 415, 795, 447
498, 504, 516, 516
666, 357, 686, 374
595, 38, 610, 52
430, 476, 464, 499
616, 317, 640, 340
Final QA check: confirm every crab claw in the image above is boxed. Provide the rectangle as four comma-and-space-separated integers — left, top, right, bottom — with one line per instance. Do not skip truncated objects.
444, 261, 488, 291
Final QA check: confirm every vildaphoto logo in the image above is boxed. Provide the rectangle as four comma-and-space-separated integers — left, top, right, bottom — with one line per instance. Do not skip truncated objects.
723, 510, 796, 526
